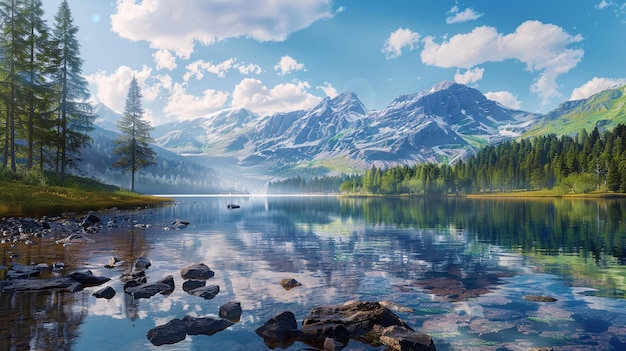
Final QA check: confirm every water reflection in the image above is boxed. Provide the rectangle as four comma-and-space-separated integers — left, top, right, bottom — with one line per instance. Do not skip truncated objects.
1, 196, 626, 350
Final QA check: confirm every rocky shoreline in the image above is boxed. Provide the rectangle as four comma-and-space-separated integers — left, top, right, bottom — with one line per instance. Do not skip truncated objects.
0, 211, 440, 350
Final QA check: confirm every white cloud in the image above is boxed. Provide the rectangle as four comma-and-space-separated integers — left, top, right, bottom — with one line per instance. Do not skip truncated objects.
485, 91, 522, 110
317, 82, 339, 98
231, 78, 322, 115
569, 77, 626, 100
237, 63, 262, 75
153, 49, 177, 70
163, 83, 230, 120
111, 0, 333, 58
336, 6, 345, 14
446, 6, 483, 24
184, 59, 236, 80
597, 0, 611, 9
382, 28, 420, 59
86, 65, 153, 113
454, 67, 484, 84
421, 20, 584, 104
273, 55, 306, 75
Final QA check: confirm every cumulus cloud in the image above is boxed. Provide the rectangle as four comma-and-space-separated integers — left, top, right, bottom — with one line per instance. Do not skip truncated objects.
382, 28, 420, 59
446, 5, 483, 24
273, 55, 306, 75
485, 91, 522, 110
454, 67, 484, 84
163, 83, 230, 119
86, 65, 154, 113
317, 82, 339, 98
231, 78, 323, 115
569, 77, 626, 100
111, 0, 333, 58
237, 63, 262, 75
421, 20, 584, 104
153, 49, 177, 70
184, 59, 236, 80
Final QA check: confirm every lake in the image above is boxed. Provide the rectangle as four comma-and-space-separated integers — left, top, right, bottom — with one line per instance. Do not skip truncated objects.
2, 195, 626, 350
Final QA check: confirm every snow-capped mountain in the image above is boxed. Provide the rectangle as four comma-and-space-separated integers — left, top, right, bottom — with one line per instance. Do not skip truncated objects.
151, 81, 542, 176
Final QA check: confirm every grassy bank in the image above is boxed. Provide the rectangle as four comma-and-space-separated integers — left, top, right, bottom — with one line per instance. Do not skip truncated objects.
0, 174, 171, 217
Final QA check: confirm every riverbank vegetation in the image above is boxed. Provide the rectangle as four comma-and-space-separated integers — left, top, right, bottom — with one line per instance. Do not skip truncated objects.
0, 168, 169, 216
269, 124, 626, 196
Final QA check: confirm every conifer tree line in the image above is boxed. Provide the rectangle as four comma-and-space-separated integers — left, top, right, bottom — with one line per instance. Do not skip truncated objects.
0, 0, 95, 184
338, 124, 626, 195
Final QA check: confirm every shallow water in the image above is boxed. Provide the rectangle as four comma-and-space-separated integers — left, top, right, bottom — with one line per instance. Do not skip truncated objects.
2, 195, 626, 350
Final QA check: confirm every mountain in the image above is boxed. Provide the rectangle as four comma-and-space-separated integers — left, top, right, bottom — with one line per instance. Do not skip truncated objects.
152, 81, 541, 177
524, 84, 626, 138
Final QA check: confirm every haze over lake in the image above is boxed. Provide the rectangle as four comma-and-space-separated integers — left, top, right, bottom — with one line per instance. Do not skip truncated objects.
2, 196, 626, 350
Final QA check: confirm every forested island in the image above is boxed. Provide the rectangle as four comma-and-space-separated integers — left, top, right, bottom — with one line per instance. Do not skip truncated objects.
268, 124, 626, 196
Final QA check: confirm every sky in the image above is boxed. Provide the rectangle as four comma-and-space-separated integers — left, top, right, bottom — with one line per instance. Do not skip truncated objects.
41, 0, 626, 126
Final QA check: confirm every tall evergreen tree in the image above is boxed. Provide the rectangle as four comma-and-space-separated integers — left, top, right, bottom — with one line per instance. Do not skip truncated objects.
113, 76, 156, 192
50, 0, 94, 184
0, 0, 29, 171
22, 0, 52, 169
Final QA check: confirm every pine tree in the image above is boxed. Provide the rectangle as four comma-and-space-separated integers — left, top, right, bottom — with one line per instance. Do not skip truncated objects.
0, 0, 29, 171
113, 76, 156, 192
50, 0, 95, 184
22, 0, 52, 169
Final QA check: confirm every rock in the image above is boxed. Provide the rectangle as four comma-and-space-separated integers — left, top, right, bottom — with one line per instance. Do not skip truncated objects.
180, 263, 214, 280
182, 279, 206, 292
324, 337, 345, 351
126, 283, 173, 299
134, 257, 151, 271
156, 275, 175, 295
121, 270, 146, 283
104, 257, 123, 269
1, 277, 82, 292
7, 263, 40, 279
302, 301, 413, 341
280, 278, 302, 290
299, 323, 350, 349
255, 311, 299, 349
147, 318, 187, 346
68, 270, 111, 287
93, 286, 116, 299
55, 233, 94, 245
182, 315, 234, 336
171, 219, 190, 229
189, 285, 220, 299
380, 325, 437, 351
219, 301, 242, 322
80, 214, 101, 228
523, 295, 558, 302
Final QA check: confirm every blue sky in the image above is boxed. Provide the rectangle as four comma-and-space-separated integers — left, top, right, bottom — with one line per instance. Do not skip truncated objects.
42, 0, 626, 126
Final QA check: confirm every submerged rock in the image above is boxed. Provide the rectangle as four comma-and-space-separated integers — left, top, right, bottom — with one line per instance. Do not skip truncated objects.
68, 270, 110, 287
1, 277, 82, 292
219, 301, 242, 322
182, 279, 205, 292
255, 311, 299, 349
93, 286, 116, 299
380, 325, 437, 351
180, 263, 214, 280
280, 278, 302, 290
147, 318, 187, 346
189, 285, 220, 300
134, 257, 152, 271
523, 295, 558, 302
182, 315, 234, 336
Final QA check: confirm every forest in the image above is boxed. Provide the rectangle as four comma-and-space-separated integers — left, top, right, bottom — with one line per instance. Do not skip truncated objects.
0, 0, 95, 185
269, 124, 626, 195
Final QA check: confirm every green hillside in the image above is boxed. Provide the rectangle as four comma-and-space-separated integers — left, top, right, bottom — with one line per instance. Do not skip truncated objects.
524, 85, 626, 138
